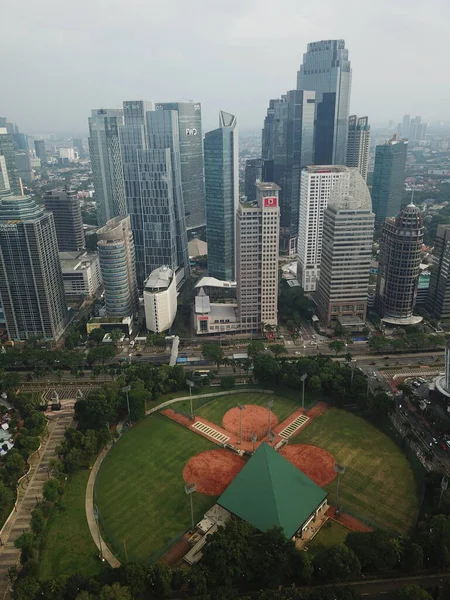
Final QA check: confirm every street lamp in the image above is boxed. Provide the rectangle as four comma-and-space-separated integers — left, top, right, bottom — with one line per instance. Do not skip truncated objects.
267, 399, 274, 436
121, 385, 131, 419
186, 379, 195, 419
334, 463, 345, 514
300, 373, 307, 410
185, 482, 196, 532
237, 404, 246, 445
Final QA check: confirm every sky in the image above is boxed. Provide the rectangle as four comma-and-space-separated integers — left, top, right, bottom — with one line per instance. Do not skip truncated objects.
1, 0, 449, 135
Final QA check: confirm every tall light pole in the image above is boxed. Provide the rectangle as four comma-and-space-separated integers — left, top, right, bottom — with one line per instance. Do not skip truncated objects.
267, 399, 274, 436
186, 379, 195, 419
237, 404, 246, 445
122, 385, 131, 420
439, 475, 448, 509
300, 373, 307, 410
251, 432, 257, 453
93, 505, 104, 561
334, 463, 345, 514
185, 482, 196, 532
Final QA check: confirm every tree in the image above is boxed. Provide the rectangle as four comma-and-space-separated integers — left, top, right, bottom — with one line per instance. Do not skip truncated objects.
345, 531, 397, 572
11, 575, 41, 600
15, 531, 35, 564
370, 393, 394, 420
147, 563, 173, 597
202, 343, 224, 369
400, 541, 423, 573
109, 329, 124, 345
253, 353, 281, 385
247, 340, 265, 358
395, 585, 432, 600
308, 375, 322, 392
99, 583, 132, 600
329, 340, 346, 355
89, 327, 106, 345
312, 545, 361, 583
43, 478, 61, 502
220, 376, 235, 390
4, 450, 26, 484
368, 336, 388, 352
270, 344, 285, 356
117, 562, 147, 597
87, 345, 117, 366
344, 352, 353, 364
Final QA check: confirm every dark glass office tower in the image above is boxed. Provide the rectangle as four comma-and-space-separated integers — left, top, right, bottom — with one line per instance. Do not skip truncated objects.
34, 140, 47, 163
261, 90, 315, 252
0, 129, 21, 194
121, 101, 189, 287
155, 102, 205, 230
204, 111, 239, 281
371, 135, 408, 222
0, 195, 67, 341
44, 189, 85, 251
427, 225, 450, 321
297, 39, 351, 165
244, 158, 264, 202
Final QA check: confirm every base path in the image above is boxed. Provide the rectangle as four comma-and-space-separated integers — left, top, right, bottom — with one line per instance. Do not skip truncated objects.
183, 449, 246, 495
326, 506, 373, 532
222, 405, 277, 441
280, 444, 336, 486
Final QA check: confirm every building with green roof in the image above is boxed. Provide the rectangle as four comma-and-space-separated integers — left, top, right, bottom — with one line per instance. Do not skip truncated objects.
217, 443, 328, 539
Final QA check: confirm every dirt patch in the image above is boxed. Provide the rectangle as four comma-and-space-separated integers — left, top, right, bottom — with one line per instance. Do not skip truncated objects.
222, 405, 278, 441
280, 444, 336, 486
183, 449, 246, 495
326, 506, 372, 532
306, 402, 329, 419
159, 537, 192, 566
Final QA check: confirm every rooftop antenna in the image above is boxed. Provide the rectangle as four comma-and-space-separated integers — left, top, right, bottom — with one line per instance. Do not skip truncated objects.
409, 184, 415, 207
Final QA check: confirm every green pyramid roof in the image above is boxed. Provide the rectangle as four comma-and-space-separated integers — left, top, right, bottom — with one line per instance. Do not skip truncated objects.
217, 443, 327, 538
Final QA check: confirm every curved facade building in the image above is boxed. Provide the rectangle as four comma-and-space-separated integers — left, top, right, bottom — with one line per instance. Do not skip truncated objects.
375, 204, 424, 325
97, 216, 138, 318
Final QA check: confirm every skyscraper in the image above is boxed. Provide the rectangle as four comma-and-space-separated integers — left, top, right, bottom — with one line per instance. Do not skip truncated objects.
297, 165, 351, 292
155, 102, 205, 230
204, 110, 239, 281
346, 115, 370, 182
375, 204, 424, 325
0, 128, 21, 195
97, 215, 138, 318
34, 140, 47, 163
0, 156, 10, 194
88, 109, 126, 227
317, 170, 374, 326
261, 90, 315, 253
237, 182, 280, 332
426, 225, 450, 321
244, 158, 264, 203
44, 189, 85, 251
0, 195, 67, 341
14, 152, 33, 183
297, 39, 352, 165
121, 101, 189, 286
371, 135, 408, 222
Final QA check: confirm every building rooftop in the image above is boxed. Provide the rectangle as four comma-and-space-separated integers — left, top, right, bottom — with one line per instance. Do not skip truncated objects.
188, 238, 207, 257
255, 181, 281, 192
194, 276, 237, 289
195, 289, 211, 314
328, 169, 372, 211
59, 251, 98, 271
218, 443, 327, 538
144, 266, 174, 291
305, 165, 350, 174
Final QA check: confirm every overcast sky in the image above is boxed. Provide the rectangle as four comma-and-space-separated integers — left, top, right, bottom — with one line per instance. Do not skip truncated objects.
1, 0, 449, 135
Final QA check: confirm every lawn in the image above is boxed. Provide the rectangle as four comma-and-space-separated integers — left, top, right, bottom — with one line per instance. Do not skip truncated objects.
39, 470, 102, 580
308, 520, 350, 553
195, 392, 300, 426
293, 409, 419, 534
96, 413, 217, 562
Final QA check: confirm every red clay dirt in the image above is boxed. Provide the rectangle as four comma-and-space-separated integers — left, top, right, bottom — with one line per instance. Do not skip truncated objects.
326, 506, 372, 532
159, 536, 192, 566
280, 444, 336, 486
183, 449, 246, 495
222, 405, 278, 441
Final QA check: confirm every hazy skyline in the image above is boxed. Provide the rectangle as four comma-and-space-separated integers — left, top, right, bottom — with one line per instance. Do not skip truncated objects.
2, 0, 449, 135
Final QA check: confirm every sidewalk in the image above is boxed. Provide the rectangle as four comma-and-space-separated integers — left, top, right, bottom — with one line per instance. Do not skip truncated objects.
0, 413, 74, 600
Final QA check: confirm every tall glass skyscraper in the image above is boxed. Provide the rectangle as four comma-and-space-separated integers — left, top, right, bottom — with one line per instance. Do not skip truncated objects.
155, 102, 205, 230
204, 111, 239, 281
346, 116, 370, 182
88, 109, 127, 227
261, 90, 315, 253
0, 195, 67, 341
297, 39, 352, 165
0, 128, 21, 195
371, 135, 408, 222
121, 101, 189, 287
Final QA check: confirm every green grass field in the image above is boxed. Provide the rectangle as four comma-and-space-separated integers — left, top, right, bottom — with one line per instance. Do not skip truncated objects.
195, 392, 300, 426
308, 520, 349, 552
96, 414, 217, 562
294, 409, 419, 534
39, 470, 102, 580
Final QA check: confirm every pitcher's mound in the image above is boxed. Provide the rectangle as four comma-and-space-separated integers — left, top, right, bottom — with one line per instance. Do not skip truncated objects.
183, 449, 245, 496
280, 444, 336, 486
223, 405, 278, 441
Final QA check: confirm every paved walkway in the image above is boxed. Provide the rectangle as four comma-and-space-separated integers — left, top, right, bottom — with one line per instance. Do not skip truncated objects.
0, 412, 74, 600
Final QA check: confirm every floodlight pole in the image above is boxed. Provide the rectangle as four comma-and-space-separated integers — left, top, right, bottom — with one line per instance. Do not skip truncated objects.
267, 399, 274, 436
251, 432, 257, 453
122, 385, 131, 419
186, 379, 195, 419
334, 463, 345, 513
300, 373, 307, 410
185, 483, 196, 531
237, 404, 245, 445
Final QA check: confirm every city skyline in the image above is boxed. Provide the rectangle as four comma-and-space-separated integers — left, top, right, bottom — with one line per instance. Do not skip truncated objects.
1, 0, 449, 134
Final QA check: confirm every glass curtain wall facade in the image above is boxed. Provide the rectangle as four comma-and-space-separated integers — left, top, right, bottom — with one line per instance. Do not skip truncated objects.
297, 39, 351, 165
0, 129, 21, 194
88, 109, 127, 227
0, 195, 67, 341
44, 189, 85, 251
346, 115, 370, 182
427, 225, 450, 321
371, 136, 408, 222
204, 111, 239, 281
156, 102, 205, 230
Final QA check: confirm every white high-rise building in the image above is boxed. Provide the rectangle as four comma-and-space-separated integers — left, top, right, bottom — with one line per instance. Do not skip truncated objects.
297, 166, 351, 292
237, 182, 280, 332
143, 266, 177, 333
346, 116, 370, 182
316, 170, 375, 326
